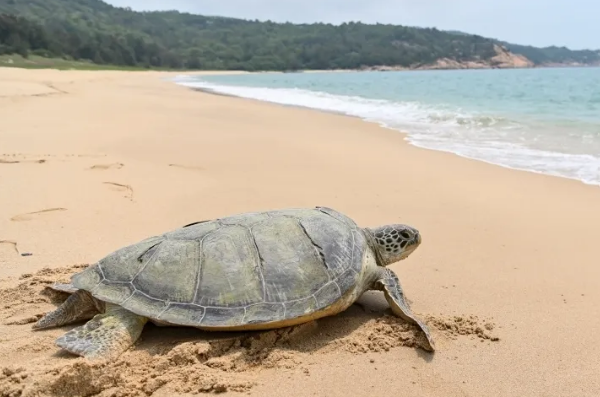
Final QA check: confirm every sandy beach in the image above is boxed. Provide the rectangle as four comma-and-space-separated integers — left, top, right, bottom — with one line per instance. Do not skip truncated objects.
1, 67, 599, 397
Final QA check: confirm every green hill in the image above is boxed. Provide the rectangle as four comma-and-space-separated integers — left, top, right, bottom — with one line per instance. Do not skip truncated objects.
500, 42, 600, 66
1, 0, 598, 71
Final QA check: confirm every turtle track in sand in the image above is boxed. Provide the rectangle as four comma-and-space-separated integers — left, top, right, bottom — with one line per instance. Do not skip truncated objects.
9, 208, 68, 222
0, 265, 500, 396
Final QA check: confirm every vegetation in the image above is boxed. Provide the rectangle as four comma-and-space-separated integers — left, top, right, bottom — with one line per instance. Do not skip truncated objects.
0, 54, 148, 70
1, 0, 598, 71
446, 31, 600, 66
501, 43, 600, 65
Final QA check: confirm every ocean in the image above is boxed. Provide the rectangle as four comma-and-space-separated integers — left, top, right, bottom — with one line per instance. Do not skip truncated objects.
173, 68, 600, 186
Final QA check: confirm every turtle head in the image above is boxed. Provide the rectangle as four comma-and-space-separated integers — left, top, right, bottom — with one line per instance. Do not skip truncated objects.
367, 224, 422, 266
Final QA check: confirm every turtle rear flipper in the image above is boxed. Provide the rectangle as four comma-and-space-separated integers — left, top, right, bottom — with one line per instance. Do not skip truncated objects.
55, 304, 148, 361
33, 290, 100, 330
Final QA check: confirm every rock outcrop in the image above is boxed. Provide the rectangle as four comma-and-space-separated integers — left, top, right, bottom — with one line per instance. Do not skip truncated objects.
488, 44, 534, 68
363, 44, 534, 71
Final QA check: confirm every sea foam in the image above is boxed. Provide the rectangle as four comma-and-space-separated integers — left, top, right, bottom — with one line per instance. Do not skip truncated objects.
174, 75, 600, 186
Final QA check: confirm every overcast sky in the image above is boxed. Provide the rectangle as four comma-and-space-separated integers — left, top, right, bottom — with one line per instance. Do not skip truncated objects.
104, 0, 598, 50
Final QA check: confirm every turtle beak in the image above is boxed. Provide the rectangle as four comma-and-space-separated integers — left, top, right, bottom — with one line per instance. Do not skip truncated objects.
415, 232, 422, 245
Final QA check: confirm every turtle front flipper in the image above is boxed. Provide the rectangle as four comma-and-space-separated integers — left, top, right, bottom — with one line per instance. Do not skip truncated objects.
373, 268, 436, 352
55, 304, 148, 361
33, 290, 100, 330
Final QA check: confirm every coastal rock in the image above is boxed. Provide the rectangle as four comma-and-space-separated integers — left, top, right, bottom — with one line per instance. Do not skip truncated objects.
363, 44, 534, 71
489, 44, 534, 68
359, 65, 409, 72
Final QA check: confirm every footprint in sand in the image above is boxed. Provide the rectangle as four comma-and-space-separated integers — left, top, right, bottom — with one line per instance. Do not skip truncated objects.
1, 153, 108, 164
10, 208, 67, 222
168, 163, 204, 171
0, 158, 47, 164
89, 163, 124, 170
1, 153, 53, 163
104, 182, 134, 201
0, 240, 21, 255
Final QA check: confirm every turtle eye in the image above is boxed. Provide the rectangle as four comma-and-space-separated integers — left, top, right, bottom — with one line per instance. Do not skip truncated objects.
400, 231, 410, 239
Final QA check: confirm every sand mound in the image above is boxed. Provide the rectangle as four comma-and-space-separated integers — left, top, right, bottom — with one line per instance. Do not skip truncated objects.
426, 315, 500, 342
0, 265, 500, 396
0, 265, 87, 326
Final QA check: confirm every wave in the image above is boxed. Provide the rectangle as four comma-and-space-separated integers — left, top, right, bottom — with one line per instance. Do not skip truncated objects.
174, 76, 600, 186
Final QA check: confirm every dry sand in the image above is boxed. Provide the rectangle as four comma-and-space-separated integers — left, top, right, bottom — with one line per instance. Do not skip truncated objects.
0, 67, 599, 397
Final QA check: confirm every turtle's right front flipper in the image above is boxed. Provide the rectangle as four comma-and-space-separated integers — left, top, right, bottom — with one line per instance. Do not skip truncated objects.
373, 268, 436, 352
56, 304, 148, 361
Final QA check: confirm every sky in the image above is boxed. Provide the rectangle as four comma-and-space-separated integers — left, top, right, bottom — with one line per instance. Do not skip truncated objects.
104, 0, 599, 50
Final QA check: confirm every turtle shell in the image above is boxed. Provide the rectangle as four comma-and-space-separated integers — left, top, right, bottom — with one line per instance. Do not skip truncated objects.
71, 207, 367, 328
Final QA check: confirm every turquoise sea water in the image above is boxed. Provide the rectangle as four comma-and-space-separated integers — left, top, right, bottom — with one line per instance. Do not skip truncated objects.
173, 68, 600, 186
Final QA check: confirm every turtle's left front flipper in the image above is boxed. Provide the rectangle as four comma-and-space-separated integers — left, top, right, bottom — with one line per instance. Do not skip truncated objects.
373, 268, 436, 352
33, 289, 100, 330
55, 304, 148, 361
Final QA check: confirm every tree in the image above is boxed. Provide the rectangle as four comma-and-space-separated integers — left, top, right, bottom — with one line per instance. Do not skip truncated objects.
1, 0, 597, 70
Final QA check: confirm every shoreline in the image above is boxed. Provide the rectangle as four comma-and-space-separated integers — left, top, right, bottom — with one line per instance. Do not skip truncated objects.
250, 63, 600, 74
1, 67, 600, 397
174, 73, 600, 189
3, 59, 600, 76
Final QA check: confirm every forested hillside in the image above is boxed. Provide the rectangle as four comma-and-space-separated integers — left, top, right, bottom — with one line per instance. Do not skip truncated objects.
1, 0, 598, 70
501, 43, 600, 66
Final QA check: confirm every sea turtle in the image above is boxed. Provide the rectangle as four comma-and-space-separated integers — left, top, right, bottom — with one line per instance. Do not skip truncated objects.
34, 206, 435, 360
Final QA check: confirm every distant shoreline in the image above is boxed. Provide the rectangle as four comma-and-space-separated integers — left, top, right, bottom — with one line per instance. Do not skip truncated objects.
294, 63, 600, 74
185, 63, 600, 76
2, 53, 599, 75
